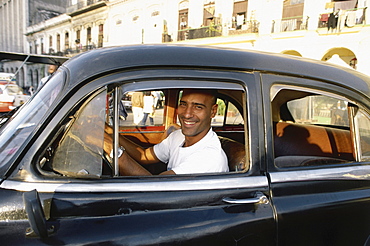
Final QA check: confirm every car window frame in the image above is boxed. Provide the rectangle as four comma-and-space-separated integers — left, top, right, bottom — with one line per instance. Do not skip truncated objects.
0, 69, 67, 178
262, 73, 370, 173
110, 80, 247, 177
4, 68, 266, 193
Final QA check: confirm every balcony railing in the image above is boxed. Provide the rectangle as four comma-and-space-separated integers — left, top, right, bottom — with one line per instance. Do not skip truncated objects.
272, 16, 309, 33
318, 7, 367, 29
228, 20, 259, 35
178, 24, 222, 41
67, 0, 106, 13
43, 44, 97, 57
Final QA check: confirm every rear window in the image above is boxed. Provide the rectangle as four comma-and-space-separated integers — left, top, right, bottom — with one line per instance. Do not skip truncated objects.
287, 95, 349, 127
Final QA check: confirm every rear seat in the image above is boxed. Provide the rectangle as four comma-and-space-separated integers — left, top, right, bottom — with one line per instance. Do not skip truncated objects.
274, 122, 354, 167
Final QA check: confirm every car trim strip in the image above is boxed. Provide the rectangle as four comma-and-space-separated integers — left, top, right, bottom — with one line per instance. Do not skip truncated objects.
270, 164, 370, 183
1, 176, 268, 193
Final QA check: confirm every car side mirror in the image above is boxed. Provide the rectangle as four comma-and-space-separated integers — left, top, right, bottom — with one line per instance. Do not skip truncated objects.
23, 189, 53, 238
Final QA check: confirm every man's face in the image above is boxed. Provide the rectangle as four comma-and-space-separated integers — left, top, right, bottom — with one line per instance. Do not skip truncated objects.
48, 65, 57, 74
177, 91, 217, 141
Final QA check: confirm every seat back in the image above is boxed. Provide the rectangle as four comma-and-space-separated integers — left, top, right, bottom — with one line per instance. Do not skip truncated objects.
218, 136, 246, 171
274, 122, 354, 161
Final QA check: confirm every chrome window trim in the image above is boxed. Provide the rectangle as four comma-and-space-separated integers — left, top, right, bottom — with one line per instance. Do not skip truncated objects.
270, 164, 370, 183
270, 84, 356, 105
1, 176, 268, 193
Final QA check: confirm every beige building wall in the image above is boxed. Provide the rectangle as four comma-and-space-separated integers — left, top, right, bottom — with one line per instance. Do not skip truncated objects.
0, 0, 28, 87
23, 0, 370, 79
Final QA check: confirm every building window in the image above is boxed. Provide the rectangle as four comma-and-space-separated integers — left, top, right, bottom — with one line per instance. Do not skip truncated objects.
98, 24, 103, 48
76, 30, 81, 43
41, 38, 44, 54
233, 0, 248, 29
65, 32, 69, 50
178, 9, 188, 41
76, 30, 82, 50
203, 1, 215, 27
87, 27, 92, 45
49, 36, 54, 54
34, 40, 38, 54
57, 34, 61, 52
281, 0, 305, 32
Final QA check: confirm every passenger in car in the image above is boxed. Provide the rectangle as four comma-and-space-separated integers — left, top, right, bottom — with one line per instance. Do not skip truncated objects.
105, 89, 229, 175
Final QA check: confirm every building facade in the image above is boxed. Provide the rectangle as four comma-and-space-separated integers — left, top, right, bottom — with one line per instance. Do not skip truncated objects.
0, 0, 67, 88
0, 0, 28, 87
2, 0, 370, 88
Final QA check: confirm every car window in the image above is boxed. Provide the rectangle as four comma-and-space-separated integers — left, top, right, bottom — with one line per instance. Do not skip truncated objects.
40, 84, 248, 178
354, 109, 370, 161
213, 99, 244, 126
225, 101, 244, 125
118, 90, 164, 127
271, 86, 356, 168
0, 70, 65, 175
287, 95, 349, 127
51, 90, 106, 178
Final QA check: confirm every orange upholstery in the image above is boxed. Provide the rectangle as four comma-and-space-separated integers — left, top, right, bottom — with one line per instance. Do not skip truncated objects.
274, 122, 354, 161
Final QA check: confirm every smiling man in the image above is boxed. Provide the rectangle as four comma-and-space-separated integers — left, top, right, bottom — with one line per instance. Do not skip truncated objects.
109, 89, 229, 175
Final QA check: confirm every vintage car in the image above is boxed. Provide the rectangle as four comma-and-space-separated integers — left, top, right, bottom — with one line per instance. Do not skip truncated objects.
0, 45, 370, 245
0, 73, 30, 113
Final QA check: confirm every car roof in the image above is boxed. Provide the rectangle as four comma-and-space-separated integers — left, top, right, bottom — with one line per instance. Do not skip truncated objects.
62, 44, 370, 97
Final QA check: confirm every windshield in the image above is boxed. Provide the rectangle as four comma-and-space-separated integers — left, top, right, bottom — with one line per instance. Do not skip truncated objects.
0, 70, 65, 177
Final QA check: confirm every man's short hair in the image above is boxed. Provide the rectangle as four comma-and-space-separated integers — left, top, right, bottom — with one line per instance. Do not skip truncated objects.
181, 89, 217, 105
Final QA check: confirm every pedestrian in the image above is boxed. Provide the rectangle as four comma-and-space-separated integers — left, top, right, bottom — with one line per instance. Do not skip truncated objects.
38, 64, 57, 89
131, 91, 144, 125
140, 91, 155, 126
28, 86, 34, 96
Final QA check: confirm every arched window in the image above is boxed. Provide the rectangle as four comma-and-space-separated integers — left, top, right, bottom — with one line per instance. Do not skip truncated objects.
57, 34, 61, 52
49, 35, 54, 54
98, 24, 104, 48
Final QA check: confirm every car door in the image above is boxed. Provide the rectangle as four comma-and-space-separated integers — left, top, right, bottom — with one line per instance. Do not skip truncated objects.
262, 74, 370, 245
0, 69, 276, 245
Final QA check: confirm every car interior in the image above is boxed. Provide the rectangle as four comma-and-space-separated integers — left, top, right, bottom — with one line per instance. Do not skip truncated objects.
271, 87, 356, 168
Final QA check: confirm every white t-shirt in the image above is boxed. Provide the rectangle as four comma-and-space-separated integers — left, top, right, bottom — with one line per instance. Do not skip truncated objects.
142, 95, 154, 113
153, 129, 229, 174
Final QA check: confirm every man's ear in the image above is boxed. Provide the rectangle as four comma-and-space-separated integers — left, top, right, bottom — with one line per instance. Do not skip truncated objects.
211, 104, 218, 118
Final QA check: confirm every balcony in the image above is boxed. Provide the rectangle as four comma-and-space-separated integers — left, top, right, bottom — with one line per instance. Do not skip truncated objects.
318, 7, 367, 29
67, 0, 107, 16
43, 44, 97, 57
177, 20, 260, 41
178, 24, 222, 41
228, 20, 259, 35
272, 16, 308, 33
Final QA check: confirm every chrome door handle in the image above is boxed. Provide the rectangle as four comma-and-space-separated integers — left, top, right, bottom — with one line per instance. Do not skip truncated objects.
222, 192, 269, 205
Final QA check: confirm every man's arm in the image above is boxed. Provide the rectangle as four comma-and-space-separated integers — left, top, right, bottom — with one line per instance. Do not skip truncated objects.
104, 124, 159, 165
117, 151, 175, 176
119, 136, 159, 165
104, 124, 177, 176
